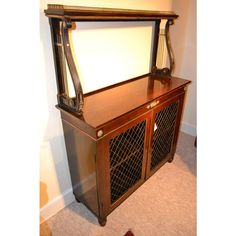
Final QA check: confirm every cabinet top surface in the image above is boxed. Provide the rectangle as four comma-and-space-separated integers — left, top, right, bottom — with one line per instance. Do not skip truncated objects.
62, 75, 190, 128
44, 4, 178, 20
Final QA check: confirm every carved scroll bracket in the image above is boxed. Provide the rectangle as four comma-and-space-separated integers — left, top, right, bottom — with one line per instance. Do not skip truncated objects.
61, 18, 84, 114
152, 19, 175, 77
165, 19, 175, 75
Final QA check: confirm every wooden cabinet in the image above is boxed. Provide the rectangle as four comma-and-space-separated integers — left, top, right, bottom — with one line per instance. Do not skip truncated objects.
59, 77, 189, 226
44, 4, 191, 226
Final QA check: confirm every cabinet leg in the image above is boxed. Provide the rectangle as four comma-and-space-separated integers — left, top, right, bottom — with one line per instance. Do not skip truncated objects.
75, 197, 81, 203
98, 217, 107, 226
168, 157, 174, 163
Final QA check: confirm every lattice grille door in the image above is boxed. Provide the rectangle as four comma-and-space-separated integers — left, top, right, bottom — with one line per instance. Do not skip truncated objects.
109, 121, 146, 204
150, 102, 178, 170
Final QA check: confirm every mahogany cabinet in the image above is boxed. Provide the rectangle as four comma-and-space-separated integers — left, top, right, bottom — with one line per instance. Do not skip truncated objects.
44, 4, 191, 226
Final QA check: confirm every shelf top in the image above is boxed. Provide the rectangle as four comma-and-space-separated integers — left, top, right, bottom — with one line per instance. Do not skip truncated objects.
44, 4, 178, 20
60, 75, 190, 129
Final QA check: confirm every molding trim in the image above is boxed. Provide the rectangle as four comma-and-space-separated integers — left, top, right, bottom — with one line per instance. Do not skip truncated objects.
40, 172, 96, 224
40, 187, 74, 224
180, 121, 196, 136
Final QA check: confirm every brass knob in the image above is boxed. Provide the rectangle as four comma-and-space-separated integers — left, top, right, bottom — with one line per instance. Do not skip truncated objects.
97, 130, 104, 138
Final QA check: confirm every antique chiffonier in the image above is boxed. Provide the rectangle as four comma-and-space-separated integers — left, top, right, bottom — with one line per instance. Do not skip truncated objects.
44, 4, 190, 226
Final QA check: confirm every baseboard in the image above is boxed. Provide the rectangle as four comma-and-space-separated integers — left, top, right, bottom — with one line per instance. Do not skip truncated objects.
40, 187, 75, 224
40, 172, 96, 224
180, 122, 196, 136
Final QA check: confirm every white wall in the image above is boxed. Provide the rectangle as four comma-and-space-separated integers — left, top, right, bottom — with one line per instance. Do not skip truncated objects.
67, 21, 153, 95
40, 0, 173, 223
171, 0, 196, 136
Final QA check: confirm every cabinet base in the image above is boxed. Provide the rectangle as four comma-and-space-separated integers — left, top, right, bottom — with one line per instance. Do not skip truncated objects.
168, 157, 174, 163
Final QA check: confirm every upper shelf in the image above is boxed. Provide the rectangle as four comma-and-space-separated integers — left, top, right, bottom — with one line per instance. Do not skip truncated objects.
44, 4, 178, 21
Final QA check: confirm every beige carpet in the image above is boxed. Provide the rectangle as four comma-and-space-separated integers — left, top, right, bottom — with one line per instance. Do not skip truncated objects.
41, 132, 196, 236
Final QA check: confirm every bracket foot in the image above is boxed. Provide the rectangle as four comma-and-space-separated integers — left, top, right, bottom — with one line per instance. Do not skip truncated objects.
98, 217, 107, 226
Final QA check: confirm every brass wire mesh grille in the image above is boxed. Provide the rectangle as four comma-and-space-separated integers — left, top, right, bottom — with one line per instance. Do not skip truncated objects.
151, 102, 178, 170
109, 121, 146, 204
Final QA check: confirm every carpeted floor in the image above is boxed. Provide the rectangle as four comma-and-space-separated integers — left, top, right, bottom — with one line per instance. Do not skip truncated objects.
41, 132, 196, 236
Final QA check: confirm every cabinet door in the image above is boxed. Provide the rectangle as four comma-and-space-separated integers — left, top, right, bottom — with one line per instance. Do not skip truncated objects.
146, 93, 185, 178
97, 113, 150, 214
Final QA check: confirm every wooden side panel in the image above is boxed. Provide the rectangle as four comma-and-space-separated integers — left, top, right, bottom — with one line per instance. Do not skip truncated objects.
61, 117, 99, 217
168, 92, 186, 160
96, 138, 110, 222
